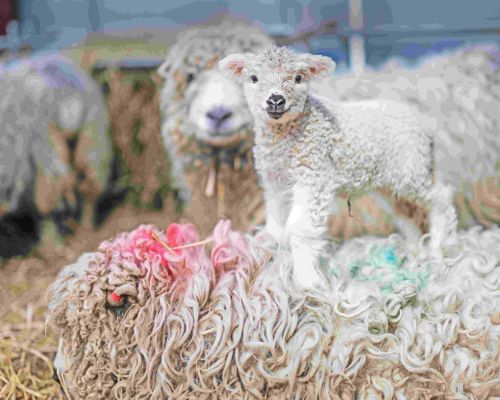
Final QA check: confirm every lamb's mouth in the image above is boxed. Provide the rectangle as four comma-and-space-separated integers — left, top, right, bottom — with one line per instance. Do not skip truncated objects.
266, 108, 290, 120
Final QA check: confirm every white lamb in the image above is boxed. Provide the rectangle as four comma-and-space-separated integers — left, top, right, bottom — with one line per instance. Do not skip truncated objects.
220, 46, 458, 288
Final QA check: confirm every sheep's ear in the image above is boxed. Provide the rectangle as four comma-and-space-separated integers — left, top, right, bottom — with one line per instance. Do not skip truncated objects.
300, 54, 335, 78
219, 53, 250, 79
157, 59, 171, 79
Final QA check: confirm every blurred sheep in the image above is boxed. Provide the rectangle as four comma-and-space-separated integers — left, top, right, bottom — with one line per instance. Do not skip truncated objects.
157, 22, 273, 234
0, 53, 111, 252
47, 220, 500, 399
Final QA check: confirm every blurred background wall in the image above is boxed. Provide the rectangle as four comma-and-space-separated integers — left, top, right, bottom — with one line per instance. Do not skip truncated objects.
1, 0, 499, 73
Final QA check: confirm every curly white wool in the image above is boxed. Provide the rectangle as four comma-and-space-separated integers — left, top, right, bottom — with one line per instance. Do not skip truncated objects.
47, 224, 500, 399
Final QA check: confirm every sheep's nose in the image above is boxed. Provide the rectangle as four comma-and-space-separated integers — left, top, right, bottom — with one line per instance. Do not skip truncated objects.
266, 94, 286, 109
206, 107, 233, 128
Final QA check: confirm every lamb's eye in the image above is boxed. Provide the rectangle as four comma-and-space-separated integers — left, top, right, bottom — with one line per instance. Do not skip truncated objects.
186, 73, 195, 84
251, 75, 258, 83
295, 74, 302, 83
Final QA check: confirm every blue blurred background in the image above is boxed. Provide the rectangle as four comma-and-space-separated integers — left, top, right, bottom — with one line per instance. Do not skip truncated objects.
1, 0, 499, 73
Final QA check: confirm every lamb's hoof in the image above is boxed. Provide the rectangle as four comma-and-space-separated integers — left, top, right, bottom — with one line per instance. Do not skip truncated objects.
291, 247, 326, 290
429, 235, 459, 261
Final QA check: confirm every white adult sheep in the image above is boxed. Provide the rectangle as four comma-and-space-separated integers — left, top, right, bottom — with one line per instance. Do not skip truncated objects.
47, 221, 500, 399
0, 53, 110, 244
157, 22, 272, 203
220, 46, 458, 288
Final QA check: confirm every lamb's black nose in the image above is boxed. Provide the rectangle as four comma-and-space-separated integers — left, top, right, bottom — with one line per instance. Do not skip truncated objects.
266, 94, 286, 109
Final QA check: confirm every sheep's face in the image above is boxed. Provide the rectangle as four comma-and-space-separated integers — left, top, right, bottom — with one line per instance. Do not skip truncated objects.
159, 61, 252, 141
185, 69, 251, 139
219, 47, 335, 125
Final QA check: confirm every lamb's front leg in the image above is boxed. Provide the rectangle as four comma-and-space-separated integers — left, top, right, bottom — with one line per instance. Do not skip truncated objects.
284, 183, 330, 289
264, 187, 289, 239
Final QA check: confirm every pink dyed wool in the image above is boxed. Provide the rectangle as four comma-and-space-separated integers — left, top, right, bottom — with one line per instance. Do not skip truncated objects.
98, 220, 254, 289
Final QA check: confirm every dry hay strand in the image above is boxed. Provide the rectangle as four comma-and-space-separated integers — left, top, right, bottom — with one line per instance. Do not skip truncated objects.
47, 221, 500, 399
182, 157, 264, 237
0, 322, 61, 400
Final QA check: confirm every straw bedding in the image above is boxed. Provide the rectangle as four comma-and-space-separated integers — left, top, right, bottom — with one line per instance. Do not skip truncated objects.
47, 220, 500, 399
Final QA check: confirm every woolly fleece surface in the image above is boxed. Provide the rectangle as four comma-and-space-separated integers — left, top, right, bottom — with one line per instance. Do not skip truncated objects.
47, 220, 500, 399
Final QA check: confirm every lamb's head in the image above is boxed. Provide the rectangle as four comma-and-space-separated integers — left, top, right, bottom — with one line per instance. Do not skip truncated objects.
219, 46, 335, 125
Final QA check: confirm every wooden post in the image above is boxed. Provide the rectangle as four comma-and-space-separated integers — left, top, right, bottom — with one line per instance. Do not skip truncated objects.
348, 0, 365, 75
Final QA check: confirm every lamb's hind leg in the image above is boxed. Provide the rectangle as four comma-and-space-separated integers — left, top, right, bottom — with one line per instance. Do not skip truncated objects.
370, 191, 422, 244
422, 181, 458, 250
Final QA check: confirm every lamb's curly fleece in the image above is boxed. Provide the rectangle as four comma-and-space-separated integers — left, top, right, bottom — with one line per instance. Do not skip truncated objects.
47, 220, 500, 399
317, 44, 500, 189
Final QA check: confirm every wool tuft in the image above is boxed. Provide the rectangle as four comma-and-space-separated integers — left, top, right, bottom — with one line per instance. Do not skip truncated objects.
47, 221, 500, 399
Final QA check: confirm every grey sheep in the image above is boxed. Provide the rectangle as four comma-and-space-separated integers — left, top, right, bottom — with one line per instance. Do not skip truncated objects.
0, 53, 111, 241
220, 46, 458, 288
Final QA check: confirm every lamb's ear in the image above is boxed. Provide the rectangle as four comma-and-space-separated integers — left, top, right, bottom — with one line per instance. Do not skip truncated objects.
157, 59, 171, 79
219, 53, 250, 79
300, 54, 336, 79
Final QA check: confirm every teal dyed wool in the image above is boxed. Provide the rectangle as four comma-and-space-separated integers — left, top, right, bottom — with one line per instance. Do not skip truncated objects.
349, 245, 430, 295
